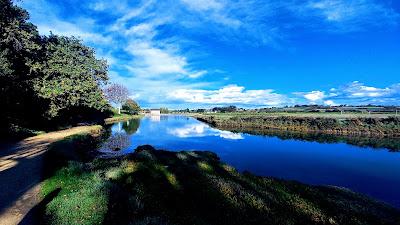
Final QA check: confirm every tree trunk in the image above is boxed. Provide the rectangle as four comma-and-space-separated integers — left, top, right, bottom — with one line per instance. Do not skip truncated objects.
118, 106, 121, 115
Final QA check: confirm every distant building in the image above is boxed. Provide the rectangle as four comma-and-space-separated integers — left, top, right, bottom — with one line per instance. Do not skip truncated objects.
150, 109, 161, 116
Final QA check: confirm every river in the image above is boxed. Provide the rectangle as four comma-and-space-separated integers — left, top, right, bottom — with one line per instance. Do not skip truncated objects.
101, 115, 400, 208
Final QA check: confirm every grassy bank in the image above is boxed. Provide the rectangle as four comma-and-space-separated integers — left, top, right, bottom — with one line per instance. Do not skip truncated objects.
104, 114, 143, 124
194, 113, 400, 137
38, 135, 400, 225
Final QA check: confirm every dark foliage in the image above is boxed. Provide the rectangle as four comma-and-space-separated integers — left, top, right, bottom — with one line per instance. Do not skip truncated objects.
0, 0, 111, 137
212, 106, 237, 113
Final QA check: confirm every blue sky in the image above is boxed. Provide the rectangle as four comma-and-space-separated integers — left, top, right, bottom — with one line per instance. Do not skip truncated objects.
19, 0, 400, 108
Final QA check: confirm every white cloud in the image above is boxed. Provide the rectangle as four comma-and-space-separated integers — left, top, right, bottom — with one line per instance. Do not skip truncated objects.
308, 0, 357, 22
298, 82, 400, 106
303, 91, 325, 102
90, 2, 107, 11
110, 0, 156, 32
342, 81, 392, 98
18, 0, 112, 45
125, 23, 156, 37
125, 40, 207, 79
180, 0, 242, 28
129, 93, 141, 100
109, 4, 209, 81
300, 0, 399, 31
89, 0, 130, 14
125, 41, 187, 76
107, 0, 282, 47
324, 100, 336, 106
308, 0, 393, 21
169, 85, 287, 106
108, 71, 213, 107
38, 20, 112, 45
180, 0, 224, 11
188, 70, 208, 78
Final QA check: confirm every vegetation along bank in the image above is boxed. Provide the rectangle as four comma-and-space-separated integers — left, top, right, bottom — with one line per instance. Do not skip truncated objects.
194, 113, 400, 137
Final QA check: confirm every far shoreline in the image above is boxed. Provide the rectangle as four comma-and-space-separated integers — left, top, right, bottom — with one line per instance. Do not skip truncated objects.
191, 112, 400, 138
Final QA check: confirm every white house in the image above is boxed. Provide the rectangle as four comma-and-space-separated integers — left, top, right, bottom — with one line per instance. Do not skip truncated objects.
150, 109, 161, 116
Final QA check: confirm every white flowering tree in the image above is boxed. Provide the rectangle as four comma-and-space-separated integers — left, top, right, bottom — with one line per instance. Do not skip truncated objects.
104, 83, 129, 114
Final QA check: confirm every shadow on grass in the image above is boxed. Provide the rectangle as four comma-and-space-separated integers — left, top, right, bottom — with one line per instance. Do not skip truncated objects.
18, 188, 61, 225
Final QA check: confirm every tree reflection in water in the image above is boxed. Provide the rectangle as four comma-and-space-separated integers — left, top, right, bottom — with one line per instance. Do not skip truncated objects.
99, 132, 131, 153
99, 119, 140, 154
226, 127, 400, 152
122, 119, 140, 135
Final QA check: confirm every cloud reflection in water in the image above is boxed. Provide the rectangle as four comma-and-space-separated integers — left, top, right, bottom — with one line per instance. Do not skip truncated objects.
168, 123, 243, 140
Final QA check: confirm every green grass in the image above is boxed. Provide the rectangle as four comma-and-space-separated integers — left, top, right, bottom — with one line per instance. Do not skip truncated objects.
40, 140, 400, 225
104, 113, 143, 124
41, 162, 109, 225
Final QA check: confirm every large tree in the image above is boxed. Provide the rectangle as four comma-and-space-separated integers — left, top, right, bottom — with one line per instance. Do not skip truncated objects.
0, 0, 42, 127
0, 0, 41, 78
1, 0, 112, 133
34, 35, 109, 118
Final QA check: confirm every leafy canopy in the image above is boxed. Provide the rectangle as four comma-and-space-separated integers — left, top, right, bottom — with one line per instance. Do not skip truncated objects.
0, 0, 113, 131
34, 35, 109, 118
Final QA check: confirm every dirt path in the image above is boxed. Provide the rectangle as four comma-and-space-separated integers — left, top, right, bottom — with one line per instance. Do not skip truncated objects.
0, 126, 101, 225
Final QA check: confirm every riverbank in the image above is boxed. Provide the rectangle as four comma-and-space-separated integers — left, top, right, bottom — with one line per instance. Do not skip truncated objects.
193, 113, 400, 137
3, 121, 399, 225
35, 131, 399, 225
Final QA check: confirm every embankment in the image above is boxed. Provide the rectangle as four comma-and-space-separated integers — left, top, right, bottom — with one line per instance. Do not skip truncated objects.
195, 114, 400, 137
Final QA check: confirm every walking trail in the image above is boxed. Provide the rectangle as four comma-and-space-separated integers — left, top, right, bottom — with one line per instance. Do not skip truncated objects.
0, 126, 100, 225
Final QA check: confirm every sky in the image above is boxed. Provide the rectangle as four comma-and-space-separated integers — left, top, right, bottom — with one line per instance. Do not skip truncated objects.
18, 0, 400, 108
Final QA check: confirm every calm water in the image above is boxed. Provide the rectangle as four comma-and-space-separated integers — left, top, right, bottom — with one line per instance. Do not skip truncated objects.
102, 115, 400, 208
